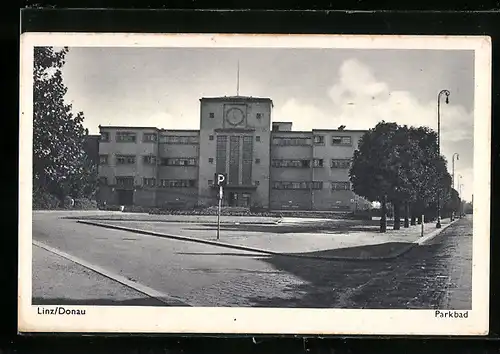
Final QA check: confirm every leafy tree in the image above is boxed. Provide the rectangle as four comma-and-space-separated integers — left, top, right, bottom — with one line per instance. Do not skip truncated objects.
350, 122, 404, 232
350, 122, 453, 232
33, 46, 91, 204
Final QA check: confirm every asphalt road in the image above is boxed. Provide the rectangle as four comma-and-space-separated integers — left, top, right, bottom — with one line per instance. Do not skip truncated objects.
31, 211, 473, 308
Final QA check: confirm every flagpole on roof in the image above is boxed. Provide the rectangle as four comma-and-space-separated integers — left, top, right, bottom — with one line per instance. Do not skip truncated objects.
236, 60, 240, 96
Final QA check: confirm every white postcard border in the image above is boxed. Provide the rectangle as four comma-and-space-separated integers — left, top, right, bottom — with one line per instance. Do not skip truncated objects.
19, 33, 491, 335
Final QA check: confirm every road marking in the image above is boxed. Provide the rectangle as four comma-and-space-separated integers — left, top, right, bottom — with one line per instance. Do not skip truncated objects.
32, 240, 191, 306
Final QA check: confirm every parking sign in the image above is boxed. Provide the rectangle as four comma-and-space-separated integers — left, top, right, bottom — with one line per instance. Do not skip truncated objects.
215, 173, 227, 186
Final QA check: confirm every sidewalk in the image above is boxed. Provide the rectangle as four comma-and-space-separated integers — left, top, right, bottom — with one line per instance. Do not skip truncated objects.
78, 217, 456, 260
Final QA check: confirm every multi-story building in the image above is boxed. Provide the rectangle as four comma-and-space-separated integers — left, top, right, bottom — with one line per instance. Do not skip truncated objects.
97, 95, 371, 211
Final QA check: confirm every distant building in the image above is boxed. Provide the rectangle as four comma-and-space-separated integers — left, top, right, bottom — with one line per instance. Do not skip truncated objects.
97, 96, 371, 211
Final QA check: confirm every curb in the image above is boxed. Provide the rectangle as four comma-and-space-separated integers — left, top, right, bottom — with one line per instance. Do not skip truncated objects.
33, 239, 192, 307
77, 219, 459, 262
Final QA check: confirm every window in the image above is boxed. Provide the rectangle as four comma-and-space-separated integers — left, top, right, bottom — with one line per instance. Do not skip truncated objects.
115, 176, 134, 188
116, 155, 136, 165
143, 178, 156, 187
272, 159, 311, 168
160, 158, 197, 166
159, 135, 199, 144
331, 159, 352, 169
116, 132, 137, 143
142, 155, 157, 165
255, 158, 260, 164
99, 155, 108, 165
159, 179, 197, 188
209, 112, 215, 118
313, 159, 324, 168
99, 177, 108, 185
209, 135, 214, 141
143, 133, 157, 142
311, 181, 323, 190
208, 157, 214, 164
272, 181, 320, 190
332, 136, 352, 145
331, 181, 351, 191
256, 113, 262, 119
313, 135, 325, 145
208, 180, 213, 186
100, 132, 110, 142
256, 136, 261, 142
272, 136, 312, 146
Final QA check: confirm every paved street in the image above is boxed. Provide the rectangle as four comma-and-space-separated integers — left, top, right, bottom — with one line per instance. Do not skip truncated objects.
31, 211, 472, 309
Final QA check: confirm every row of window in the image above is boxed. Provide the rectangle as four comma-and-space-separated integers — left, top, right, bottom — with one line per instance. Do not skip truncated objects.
100, 132, 351, 147
271, 159, 352, 169
101, 177, 350, 191
100, 177, 197, 188
272, 181, 351, 191
102, 155, 351, 169
100, 132, 199, 145
272, 136, 352, 146
209, 112, 263, 119
100, 155, 198, 166
209, 135, 261, 142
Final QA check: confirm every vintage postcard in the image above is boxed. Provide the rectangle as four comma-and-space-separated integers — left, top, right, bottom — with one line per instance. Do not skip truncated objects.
19, 33, 491, 335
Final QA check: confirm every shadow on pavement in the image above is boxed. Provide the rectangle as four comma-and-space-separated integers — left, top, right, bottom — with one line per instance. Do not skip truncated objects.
246, 242, 447, 308
32, 297, 173, 306
288, 242, 414, 259
176, 252, 271, 257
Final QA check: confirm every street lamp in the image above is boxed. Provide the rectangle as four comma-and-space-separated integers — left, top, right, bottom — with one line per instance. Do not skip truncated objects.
451, 153, 459, 221
451, 153, 459, 190
436, 89, 450, 229
459, 182, 464, 218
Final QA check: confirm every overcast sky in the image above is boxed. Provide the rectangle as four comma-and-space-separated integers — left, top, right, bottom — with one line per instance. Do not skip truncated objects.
60, 47, 475, 201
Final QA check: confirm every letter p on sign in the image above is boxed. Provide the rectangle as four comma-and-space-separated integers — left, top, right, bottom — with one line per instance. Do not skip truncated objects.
216, 173, 227, 186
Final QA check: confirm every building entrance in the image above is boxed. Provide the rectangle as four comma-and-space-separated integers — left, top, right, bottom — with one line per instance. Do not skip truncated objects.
116, 189, 134, 206
227, 192, 251, 207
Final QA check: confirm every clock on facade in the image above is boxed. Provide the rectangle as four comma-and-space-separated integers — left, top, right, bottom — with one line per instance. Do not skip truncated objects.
225, 107, 245, 126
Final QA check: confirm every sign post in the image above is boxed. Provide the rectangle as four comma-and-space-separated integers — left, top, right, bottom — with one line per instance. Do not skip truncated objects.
215, 173, 226, 240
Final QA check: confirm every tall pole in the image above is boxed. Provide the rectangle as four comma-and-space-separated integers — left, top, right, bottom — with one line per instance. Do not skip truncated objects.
217, 185, 222, 240
236, 60, 240, 96
451, 153, 459, 190
451, 153, 459, 220
458, 175, 463, 218
459, 183, 464, 218
436, 89, 450, 229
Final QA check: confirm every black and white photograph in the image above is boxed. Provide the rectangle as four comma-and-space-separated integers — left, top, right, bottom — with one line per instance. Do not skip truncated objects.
19, 34, 491, 335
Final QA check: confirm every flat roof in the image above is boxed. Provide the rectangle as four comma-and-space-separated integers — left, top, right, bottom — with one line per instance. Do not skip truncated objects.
312, 129, 368, 133
271, 131, 313, 134
160, 130, 199, 133
99, 126, 159, 130
200, 96, 273, 104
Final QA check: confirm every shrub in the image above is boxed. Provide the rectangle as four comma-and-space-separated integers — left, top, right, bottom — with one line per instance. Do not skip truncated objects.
73, 198, 98, 210
33, 191, 61, 210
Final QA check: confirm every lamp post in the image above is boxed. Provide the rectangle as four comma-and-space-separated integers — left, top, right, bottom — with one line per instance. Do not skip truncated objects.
451, 153, 459, 220
451, 153, 459, 190
459, 182, 464, 218
436, 89, 450, 229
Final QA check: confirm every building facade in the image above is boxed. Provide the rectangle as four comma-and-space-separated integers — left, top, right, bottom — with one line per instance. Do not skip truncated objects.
97, 96, 370, 211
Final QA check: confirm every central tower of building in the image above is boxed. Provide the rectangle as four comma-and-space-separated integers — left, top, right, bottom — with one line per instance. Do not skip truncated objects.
198, 96, 273, 208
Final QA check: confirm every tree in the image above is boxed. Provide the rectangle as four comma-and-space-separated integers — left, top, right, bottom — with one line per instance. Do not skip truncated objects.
350, 122, 453, 233
350, 122, 406, 232
33, 47, 91, 204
